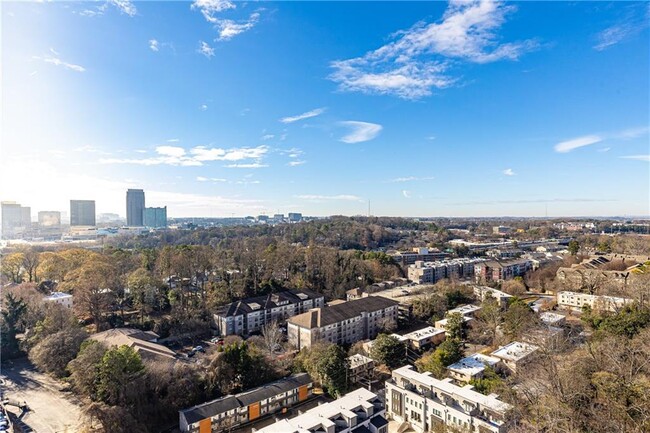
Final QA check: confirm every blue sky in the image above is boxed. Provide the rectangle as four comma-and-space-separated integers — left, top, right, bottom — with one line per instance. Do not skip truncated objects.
2, 0, 649, 218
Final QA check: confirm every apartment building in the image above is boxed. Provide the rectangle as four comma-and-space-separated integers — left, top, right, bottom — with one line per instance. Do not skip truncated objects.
447, 354, 502, 383
287, 297, 399, 350
386, 366, 512, 433
214, 289, 325, 336
474, 259, 532, 283
408, 258, 485, 285
434, 304, 481, 332
556, 291, 632, 312
539, 312, 566, 327
473, 286, 512, 309
392, 248, 449, 267
393, 326, 446, 351
490, 341, 539, 373
255, 388, 387, 433
348, 354, 376, 385
43, 292, 73, 309
180, 374, 312, 433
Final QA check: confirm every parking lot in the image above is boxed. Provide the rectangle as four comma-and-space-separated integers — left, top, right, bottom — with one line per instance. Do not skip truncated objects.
1, 359, 84, 433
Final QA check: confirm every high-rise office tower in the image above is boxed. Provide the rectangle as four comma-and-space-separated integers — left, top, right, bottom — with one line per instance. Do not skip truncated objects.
143, 206, 167, 228
126, 189, 145, 226
1, 201, 30, 239
70, 200, 96, 226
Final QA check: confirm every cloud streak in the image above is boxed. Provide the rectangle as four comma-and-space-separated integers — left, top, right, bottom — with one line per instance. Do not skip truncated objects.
280, 108, 326, 124
620, 155, 650, 162
389, 176, 435, 183
33, 54, 85, 72
329, 0, 538, 98
101, 145, 269, 167
502, 168, 516, 176
554, 135, 603, 153
198, 41, 215, 58
339, 121, 383, 143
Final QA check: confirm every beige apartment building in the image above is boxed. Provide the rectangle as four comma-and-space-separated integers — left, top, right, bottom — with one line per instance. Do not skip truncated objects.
287, 297, 399, 350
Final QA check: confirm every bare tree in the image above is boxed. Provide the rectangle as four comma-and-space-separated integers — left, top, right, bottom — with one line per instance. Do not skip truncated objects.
261, 320, 283, 355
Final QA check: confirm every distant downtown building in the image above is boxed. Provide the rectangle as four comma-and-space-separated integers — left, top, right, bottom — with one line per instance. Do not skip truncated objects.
144, 206, 167, 228
126, 189, 145, 226
38, 211, 61, 228
474, 259, 533, 283
1, 201, 31, 239
70, 200, 96, 226
214, 289, 325, 337
287, 296, 399, 350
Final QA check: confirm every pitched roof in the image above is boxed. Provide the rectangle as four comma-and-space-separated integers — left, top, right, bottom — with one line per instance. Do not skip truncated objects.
214, 289, 323, 317
89, 328, 175, 360
288, 297, 399, 329
180, 373, 312, 426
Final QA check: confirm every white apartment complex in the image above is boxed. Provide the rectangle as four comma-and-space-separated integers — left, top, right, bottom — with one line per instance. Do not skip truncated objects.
43, 292, 73, 309
214, 289, 325, 336
392, 326, 447, 351
473, 286, 512, 309
255, 387, 387, 433
447, 353, 502, 383
490, 341, 539, 373
556, 291, 632, 312
408, 258, 486, 285
386, 366, 512, 433
287, 297, 399, 350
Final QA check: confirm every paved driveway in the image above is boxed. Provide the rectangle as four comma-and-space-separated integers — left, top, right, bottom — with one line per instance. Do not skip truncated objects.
1, 359, 83, 433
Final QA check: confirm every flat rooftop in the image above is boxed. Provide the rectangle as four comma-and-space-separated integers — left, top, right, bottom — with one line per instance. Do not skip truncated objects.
491, 341, 539, 362
348, 353, 374, 369
399, 326, 446, 341
539, 312, 565, 324
447, 353, 500, 377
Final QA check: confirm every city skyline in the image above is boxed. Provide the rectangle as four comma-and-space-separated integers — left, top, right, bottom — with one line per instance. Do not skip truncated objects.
2, 1, 649, 218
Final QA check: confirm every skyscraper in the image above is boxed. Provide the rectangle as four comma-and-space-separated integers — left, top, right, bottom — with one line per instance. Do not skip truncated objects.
70, 200, 96, 226
126, 189, 145, 226
143, 206, 167, 228
1, 201, 30, 239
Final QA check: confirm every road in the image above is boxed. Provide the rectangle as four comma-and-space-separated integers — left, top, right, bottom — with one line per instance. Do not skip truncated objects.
1, 358, 83, 433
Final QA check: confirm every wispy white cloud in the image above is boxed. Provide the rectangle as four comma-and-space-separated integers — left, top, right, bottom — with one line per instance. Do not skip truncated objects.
191, 0, 236, 23
426, 136, 436, 140
217, 12, 260, 41
33, 53, 85, 72
280, 107, 327, 124
288, 160, 306, 167
502, 168, 516, 176
225, 163, 269, 169
109, 0, 136, 17
191, 1, 260, 41
198, 41, 215, 58
149, 39, 159, 52
339, 121, 383, 143
594, 6, 649, 51
554, 135, 603, 153
295, 194, 363, 202
80, 0, 137, 18
330, 0, 538, 98
554, 126, 648, 153
597, 147, 611, 153
620, 155, 650, 162
167, 138, 180, 143
402, 190, 412, 198
101, 145, 269, 167
389, 176, 435, 183
199, 103, 209, 111
261, 134, 275, 141
197, 176, 227, 182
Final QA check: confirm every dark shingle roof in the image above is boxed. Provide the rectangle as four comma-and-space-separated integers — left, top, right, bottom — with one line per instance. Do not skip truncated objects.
180, 373, 312, 426
370, 415, 388, 429
214, 289, 323, 318
288, 297, 399, 328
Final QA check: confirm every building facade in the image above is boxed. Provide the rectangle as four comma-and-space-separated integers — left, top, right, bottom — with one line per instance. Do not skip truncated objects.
256, 388, 387, 433
393, 326, 447, 351
392, 248, 449, 267
408, 258, 485, 285
386, 366, 512, 433
288, 297, 399, 350
348, 354, 376, 385
70, 200, 96, 226
180, 374, 313, 433
143, 206, 167, 228
214, 289, 325, 336
126, 189, 145, 226
556, 291, 632, 312
490, 341, 539, 373
474, 259, 532, 283
43, 292, 73, 309
1, 201, 31, 239
447, 354, 502, 383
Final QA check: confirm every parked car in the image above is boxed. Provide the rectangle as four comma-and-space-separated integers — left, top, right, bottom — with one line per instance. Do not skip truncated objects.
192, 345, 205, 353
210, 337, 224, 344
